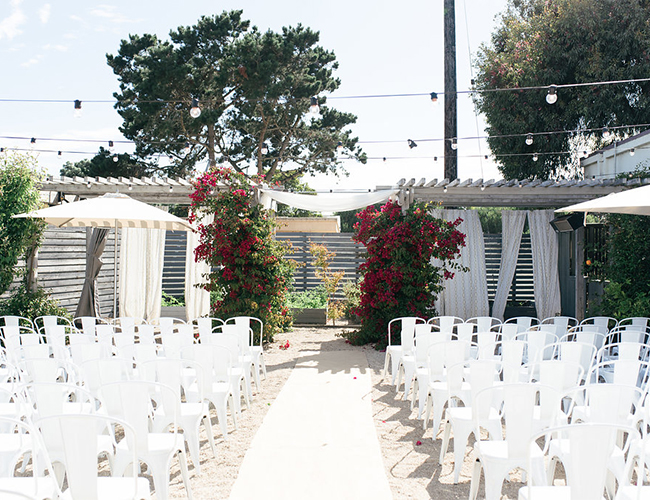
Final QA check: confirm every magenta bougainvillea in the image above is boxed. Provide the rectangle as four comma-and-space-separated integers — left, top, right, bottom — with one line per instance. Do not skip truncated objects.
189, 167, 294, 340
350, 200, 466, 346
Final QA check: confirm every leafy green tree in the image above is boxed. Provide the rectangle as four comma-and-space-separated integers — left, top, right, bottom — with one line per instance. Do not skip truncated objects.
107, 11, 365, 181
0, 152, 45, 295
474, 0, 650, 180
59, 147, 164, 178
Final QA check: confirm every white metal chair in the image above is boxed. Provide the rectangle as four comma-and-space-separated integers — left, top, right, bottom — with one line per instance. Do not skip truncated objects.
37, 413, 151, 500
519, 423, 637, 500
225, 316, 265, 381
438, 359, 502, 483
383, 317, 425, 386
101, 380, 193, 500
427, 316, 464, 333
504, 316, 540, 333
469, 383, 558, 500
181, 343, 234, 439
141, 358, 217, 475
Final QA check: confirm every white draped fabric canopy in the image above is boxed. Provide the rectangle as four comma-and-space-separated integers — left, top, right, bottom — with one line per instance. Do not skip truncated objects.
259, 189, 399, 212
431, 209, 490, 318
185, 214, 213, 321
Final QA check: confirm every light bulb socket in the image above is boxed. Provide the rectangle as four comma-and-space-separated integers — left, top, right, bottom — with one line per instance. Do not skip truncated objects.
533, 153, 539, 162
451, 138, 458, 150
630, 148, 636, 156
261, 143, 269, 155
336, 141, 343, 152
434, 156, 438, 162
108, 140, 114, 149
407, 139, 417, 149
430, 92, 438, 103
309, 96, 320, 115
58, 151, 62, 156
73, 100, 82, 118
526, 133, 533, 146
602, 126, 610, 139
86, 181, 91, 188
30, 137, 36, 144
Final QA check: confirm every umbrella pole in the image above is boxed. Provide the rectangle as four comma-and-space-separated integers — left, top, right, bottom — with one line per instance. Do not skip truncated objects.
113, 221, 118, 318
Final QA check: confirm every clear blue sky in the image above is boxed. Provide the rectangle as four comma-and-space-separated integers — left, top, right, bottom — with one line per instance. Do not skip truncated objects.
0, 0, 509, 190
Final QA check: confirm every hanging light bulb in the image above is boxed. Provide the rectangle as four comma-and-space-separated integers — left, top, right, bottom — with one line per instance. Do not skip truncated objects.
336, 141, 343, 152
451, 138, 458, 150
309, 96, 320, 115
112, 155, 119, 163
184, 142, 191, 154
74, 100, 82, 118
602, 126, 611, 140
443, 186, 448, 193
128, 183, 133, 191
484, 155, 488, 160
190, 98, 201, 118
169, 184, 173, 192
30, 137, 36, 144
434, 156, 438, 162
480, 185, 485, 191
532, 153, 539, 162
630, 148, 636, 156
57, 151, 62, 156
86, 180, 91, 188
261, 143, 269, 155
430, 92, 438, 104
407, 139, 418, 149
382, 157, 387, 162
546, 85, 558, 104
526, 133, 534, 146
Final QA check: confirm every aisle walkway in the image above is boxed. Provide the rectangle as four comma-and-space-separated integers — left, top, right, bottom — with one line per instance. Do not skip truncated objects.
229, 349, 393, 500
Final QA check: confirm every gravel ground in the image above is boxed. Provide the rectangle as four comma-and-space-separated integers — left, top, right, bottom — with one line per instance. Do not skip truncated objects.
167, 326, 523, 500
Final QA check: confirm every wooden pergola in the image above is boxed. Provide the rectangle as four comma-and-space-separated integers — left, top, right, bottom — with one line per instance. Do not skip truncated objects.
41, 174, 650, 208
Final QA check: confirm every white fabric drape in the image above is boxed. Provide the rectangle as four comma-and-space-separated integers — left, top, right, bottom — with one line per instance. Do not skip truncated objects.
433, 210, 489, 318
119, 228, 166, 321
259, 189, 399, 212
185, 214, 213, 321
492, 210, 528, 321
528, 209, 561, 320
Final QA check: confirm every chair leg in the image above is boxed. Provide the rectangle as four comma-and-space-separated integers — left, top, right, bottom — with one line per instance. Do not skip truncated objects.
439, 413, 451, 465
423, 393, 432, 431
382, 353, 391, 381
468, 458, 482, 500
184, 423, 203, 475
203, 415, 217, 459
178, 449, 194, 500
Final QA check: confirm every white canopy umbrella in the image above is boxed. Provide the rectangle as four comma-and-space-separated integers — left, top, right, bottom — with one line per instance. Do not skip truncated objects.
14, 192, 192, 316
557, 184, 650, 216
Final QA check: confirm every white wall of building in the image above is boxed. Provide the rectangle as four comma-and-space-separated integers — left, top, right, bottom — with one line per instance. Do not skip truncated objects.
581, 130, 650, 179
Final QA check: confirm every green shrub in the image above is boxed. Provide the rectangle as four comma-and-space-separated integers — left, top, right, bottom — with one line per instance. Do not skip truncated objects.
287, 286, 327, 309
0, 284, 71, 320
589, 281, 650, 320
161, 291, 184, 307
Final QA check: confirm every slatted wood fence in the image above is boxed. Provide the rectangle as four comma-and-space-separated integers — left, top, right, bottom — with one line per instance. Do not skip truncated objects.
3, 229, 536, 314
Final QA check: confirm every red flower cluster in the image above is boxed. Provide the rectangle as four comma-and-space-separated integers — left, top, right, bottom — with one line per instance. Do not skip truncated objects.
350, 200, 466, 346
188, 167, 295, 341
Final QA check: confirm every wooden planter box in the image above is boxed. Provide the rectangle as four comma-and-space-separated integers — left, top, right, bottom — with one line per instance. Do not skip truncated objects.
291, 307, 327, 324
160, 306, 185, 319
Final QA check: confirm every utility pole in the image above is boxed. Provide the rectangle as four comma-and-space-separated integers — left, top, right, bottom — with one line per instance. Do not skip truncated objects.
444, 0, 458, 181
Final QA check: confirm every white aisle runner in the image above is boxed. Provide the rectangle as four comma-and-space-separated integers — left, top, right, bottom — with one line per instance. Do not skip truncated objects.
229, 350, 393, 500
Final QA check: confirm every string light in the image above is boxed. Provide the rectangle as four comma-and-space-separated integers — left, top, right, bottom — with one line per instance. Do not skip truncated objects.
261, 143, 269, 155
336, 141, 343, 152
184, 142, 191, 154
73, 100, 82, 118
450, 138, 458, 150
169, 184, 173, 192
602, 127, 611, 140
434, 156, 438, 161
57, 151, 61, 156
533, 153, 539, 161
112, 155, 118, 162
430, 92, 438, 103
525, 133, 533, 146
108, 140, 114, 151
407, 139, 417, 149
630, 148, 636, 156
86, 181, 91, 188
309, 97, 319, 115
128, 183, 133, 191
190, 98, 201, 118
546, 85, 558, 104
30, 138, 36, 144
